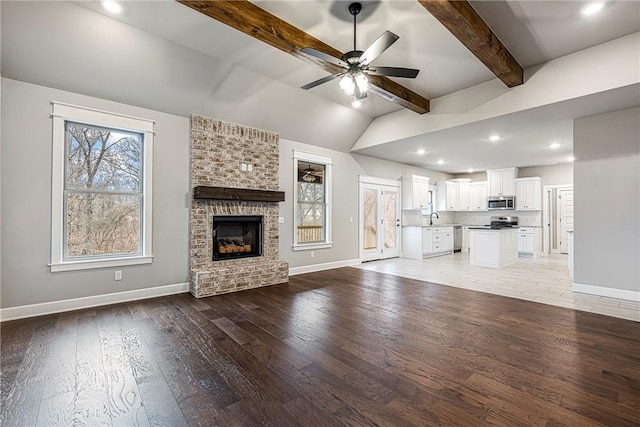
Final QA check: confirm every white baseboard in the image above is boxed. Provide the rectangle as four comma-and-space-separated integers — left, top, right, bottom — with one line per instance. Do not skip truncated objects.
573, 282, 640, 302
289, 258, 361, 276
0, 282, 189, 322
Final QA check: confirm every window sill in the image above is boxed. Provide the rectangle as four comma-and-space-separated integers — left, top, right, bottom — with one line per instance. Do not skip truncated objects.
50, 255, 153, 272
292, 242, 332, 251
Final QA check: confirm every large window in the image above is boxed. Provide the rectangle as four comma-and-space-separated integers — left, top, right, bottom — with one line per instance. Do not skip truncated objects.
293, 150, 332, 250
50, 102, 154, 271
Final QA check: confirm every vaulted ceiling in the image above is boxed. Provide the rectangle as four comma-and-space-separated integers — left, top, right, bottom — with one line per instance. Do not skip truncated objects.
2, 1, 639, 173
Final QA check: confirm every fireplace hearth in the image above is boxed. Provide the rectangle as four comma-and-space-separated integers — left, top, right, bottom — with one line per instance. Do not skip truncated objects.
213, 216, 262, 261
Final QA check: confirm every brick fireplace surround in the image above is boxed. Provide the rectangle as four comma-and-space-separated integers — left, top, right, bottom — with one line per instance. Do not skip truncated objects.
189, 115, 289, 298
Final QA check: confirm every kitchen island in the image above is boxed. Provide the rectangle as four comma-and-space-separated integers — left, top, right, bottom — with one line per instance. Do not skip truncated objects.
469, 227, 518, 268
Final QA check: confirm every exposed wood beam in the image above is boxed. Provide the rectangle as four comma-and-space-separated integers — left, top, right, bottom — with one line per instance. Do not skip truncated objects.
418, 0, 524, 87
177, 0, 430, 114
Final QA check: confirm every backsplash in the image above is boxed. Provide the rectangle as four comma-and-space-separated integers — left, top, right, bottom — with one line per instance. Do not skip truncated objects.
403, 210, 542, 226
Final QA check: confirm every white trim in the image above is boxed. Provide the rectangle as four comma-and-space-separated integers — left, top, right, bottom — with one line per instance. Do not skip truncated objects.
572, 282, 640, 302
50, 102, 154, 272
289, 258, 361, 276
293, 150, 333, 250
358, 175, 401, 187
292, 242, 333, 251
0, 282, 189, 322
292, 149, 333, 165
49, 255, 153, 272
51, 101, 155, 132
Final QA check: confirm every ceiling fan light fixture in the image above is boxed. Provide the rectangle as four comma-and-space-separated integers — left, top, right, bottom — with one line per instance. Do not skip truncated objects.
354, 72, 369, 93
339, 75, 356, 96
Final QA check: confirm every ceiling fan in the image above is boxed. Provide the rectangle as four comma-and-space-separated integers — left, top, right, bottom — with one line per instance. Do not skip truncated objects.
300, 2, 420, 101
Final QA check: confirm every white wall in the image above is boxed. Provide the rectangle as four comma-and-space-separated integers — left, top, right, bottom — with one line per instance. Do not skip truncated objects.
1, 78, 191, 309
1, 78, 450, 310
573, 107, 639, 296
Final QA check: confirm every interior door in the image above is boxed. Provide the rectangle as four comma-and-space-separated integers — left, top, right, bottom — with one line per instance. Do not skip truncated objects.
558, 188, 574, 254
360, 181, 401, 261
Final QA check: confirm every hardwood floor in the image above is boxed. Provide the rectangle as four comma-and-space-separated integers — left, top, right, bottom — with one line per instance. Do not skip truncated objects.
2, 268, 639, 426
355, 253, 640, 322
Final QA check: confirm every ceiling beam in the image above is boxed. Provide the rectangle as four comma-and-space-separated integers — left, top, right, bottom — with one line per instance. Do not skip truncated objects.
176, 0, 430, 114
418, 0, 524, 87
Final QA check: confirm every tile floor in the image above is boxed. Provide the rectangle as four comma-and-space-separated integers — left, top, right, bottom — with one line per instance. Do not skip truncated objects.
353, 252, 640, 322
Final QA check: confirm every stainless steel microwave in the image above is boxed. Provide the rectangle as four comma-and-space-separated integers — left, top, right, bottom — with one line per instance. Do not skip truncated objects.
487, 196, 515, 210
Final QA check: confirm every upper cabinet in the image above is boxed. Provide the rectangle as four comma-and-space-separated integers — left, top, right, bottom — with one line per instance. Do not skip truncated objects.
402, 175, 431, 209
487, 167, 518, 196
458, 181, 470, 211
436, 181, 459, 211
516, 177, 542, 210
469, 181, 488, 211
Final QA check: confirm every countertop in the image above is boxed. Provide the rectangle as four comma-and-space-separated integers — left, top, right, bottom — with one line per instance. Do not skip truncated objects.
468, 226, 518, 231
402, 224, 462, 228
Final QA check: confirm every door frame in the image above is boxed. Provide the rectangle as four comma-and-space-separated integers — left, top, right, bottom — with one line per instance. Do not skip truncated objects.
358, 175, 402, 262
542, 184, 573, 254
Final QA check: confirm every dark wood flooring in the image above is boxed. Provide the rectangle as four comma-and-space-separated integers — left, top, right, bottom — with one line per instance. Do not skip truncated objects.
2, 267, 639, 426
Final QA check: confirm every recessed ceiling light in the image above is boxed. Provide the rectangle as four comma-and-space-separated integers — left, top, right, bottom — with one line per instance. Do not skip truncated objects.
467, 168, 474, 173
437, 159, 444, 165
567, 156, 576, 162
417, 148, 426, 155
581, 2, 605, 16
101, 0, 123, 14
550, 142, 561, 149
489, 134, 500, 142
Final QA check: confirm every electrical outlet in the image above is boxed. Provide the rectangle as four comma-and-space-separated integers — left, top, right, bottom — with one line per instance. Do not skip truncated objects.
247, 164, 253, 172
349, 216, 353, 223
114, 270, 122, 281
278, 216, 284, 224
241, 163, 247, 171
310, 251, 315, 258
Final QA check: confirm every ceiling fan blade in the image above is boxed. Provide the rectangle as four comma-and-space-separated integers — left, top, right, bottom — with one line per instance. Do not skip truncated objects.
300, 47, 348, 69
359, 31, 399, 66
366, 67, 420, 79
301, 73, 344, 90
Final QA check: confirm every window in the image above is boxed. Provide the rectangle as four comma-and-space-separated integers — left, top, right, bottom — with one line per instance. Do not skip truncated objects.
50, 102, 154, 271
293, 150, 332, 250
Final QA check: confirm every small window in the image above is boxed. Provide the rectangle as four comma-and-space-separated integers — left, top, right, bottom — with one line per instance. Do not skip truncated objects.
293, 150, 332, 250
50, 102, 154, 271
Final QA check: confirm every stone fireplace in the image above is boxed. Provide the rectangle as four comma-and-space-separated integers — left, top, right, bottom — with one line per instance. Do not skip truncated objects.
189, 115, 289, 298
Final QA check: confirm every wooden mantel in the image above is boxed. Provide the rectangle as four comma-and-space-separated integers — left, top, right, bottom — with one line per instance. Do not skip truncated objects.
193, 186, 285, 202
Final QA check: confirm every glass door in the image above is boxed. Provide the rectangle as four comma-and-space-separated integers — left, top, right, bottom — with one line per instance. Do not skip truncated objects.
360, 180, 401, 261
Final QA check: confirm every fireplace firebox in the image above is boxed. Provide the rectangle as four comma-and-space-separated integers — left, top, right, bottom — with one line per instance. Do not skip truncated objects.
212, 216, 263, 261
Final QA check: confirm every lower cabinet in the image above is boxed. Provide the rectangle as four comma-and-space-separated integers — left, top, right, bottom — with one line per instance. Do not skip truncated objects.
518, 227, 541, 257
401, 226, 454, 259
424, 226, 453, 257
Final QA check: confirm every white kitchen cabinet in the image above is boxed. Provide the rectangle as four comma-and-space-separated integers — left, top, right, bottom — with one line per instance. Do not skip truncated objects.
469, 181, 487, 211
401, 226, 453, 259
421, 227, 432, 255
515, 177, 542, 210
402, 175, 431, 209
426, 226, 454, 256
458, 181, 470, 211
518, 227, 541, 257
487, 167, 518, 196
436, 181, 458, 211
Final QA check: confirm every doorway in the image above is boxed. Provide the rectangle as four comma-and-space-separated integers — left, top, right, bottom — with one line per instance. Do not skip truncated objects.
359, 176, 401, 262
542, 185, 573, 254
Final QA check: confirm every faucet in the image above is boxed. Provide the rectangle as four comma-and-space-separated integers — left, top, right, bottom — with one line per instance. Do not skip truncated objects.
429, 211, 439, 226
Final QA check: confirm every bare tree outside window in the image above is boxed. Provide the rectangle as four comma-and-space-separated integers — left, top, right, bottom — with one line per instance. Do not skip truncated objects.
296, 162, 325, 243
64, 122, 143, 258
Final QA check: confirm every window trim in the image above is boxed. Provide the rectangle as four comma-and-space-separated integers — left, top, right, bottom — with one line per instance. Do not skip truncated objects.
292, 150, 332, 251
50, 101, 155, 272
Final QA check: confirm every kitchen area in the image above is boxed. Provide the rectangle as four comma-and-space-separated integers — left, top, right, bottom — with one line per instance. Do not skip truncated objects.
401, 167, 544, 268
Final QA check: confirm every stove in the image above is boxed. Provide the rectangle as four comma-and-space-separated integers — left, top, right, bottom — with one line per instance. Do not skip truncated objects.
488, 216, 518, 229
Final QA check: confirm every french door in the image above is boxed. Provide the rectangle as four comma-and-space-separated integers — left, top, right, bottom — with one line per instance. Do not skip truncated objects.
359, 176, 401, 262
